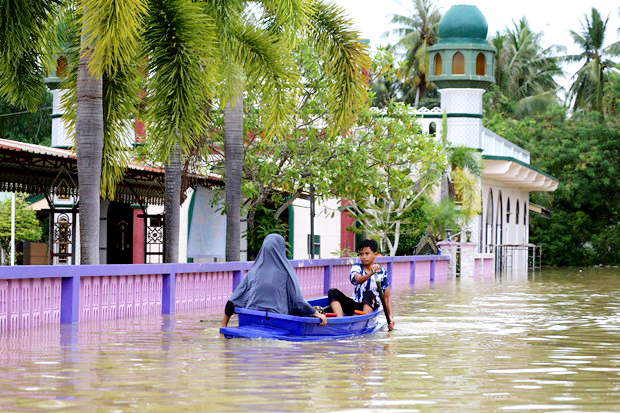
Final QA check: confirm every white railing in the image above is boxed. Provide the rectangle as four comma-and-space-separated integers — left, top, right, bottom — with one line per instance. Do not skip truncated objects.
482, 128, 530, 163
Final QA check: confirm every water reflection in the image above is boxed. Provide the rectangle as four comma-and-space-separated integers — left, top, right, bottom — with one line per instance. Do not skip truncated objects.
0, 268, 620, 412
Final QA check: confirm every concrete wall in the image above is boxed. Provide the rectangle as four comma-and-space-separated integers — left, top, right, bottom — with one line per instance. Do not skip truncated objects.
0, 255, 449, 333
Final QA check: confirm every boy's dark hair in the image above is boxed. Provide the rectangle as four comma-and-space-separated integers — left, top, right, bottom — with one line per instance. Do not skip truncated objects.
358, 239, 378, 253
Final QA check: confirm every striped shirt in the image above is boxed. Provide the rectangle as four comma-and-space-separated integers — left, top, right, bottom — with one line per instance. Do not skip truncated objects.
349, 264, 389, 306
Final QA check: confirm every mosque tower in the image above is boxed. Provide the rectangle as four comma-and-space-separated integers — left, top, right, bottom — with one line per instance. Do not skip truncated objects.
429, 4, 495, 148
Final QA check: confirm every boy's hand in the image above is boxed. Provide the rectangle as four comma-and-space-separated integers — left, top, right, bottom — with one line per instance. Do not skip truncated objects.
371, 263, 380, 273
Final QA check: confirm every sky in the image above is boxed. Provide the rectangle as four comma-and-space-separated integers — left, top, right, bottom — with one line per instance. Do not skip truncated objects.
333, 0, 620, 87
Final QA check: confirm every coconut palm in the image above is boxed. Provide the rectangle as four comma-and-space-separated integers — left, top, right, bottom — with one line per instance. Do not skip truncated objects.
489, 18, 563, 116
565, 7, 620, 115
383, 0, 441, 106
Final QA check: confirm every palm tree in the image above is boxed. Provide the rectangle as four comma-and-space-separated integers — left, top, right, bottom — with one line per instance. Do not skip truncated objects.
216, 0, 370, 261
0, 0, 145, 264
566, 7, 620, 115
489, 18, 563, 116
383, 0, 441, 106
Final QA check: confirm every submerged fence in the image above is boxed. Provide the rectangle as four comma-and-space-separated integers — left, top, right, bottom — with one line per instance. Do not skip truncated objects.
0, 255, 454, 333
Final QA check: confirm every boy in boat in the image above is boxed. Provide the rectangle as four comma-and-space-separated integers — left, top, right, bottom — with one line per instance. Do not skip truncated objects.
327, 239, 395, 330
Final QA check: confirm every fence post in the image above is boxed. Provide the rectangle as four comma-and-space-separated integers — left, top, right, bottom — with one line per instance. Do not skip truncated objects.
232, 270, 242, 291
60, 275, 80, 324
162, 272, 176, 315
430, 259, 436, 282
387, 261, 393, 286
323, 265, 332, 294
409, 260, 416, 285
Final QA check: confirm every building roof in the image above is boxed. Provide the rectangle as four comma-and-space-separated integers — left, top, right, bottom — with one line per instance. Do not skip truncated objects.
0, 138, 222, 205
438, 5, 489, 44
482, 155, 558, 192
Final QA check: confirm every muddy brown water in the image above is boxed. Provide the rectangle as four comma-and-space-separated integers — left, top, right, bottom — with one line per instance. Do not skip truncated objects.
1, 267, 619, 412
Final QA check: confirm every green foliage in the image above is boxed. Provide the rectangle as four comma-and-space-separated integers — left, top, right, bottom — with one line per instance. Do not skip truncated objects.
344, 100, 447, 255
245, 204, 288, 260
490, 110, 620, 265
0, 0, 62, 110
0, 195, 42, 263
0, 93, 52, 145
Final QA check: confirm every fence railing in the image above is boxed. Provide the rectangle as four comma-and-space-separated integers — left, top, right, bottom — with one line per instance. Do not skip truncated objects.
0, 255, 449, 333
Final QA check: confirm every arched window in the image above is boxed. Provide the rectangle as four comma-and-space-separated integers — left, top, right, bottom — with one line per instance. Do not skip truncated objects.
476, 53, 486, 75
496, 191, 503, 246
429, 122, 437, 135
506, 198, 511, 223
485, 189, 494, 252
516, 201, 520, 225
434, 53, 442, 75
452, 52, 465, 75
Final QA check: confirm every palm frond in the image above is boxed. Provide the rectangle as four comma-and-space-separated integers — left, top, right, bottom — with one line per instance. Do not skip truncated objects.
451, 167, 481, 220
80, 0, 147, 78
227, 23, 298, 136
0, 0, 63, 110
144, 0, 217, 161
261, 0, 309, 46
306, 0, 370, 133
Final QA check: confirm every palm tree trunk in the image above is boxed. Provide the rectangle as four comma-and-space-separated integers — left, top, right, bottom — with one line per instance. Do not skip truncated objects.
224, 95, 243, 262
76, 44, 103, 264
164, 145, 181, 263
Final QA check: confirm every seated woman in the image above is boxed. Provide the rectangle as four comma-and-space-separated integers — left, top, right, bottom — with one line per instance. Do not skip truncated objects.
221, 234, 327, 328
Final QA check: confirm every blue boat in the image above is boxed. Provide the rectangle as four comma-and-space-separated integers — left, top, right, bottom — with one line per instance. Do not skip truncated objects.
220, 297, 387, 341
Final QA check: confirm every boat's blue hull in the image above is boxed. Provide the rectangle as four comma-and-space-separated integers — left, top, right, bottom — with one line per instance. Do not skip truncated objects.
220, 297, 386, 341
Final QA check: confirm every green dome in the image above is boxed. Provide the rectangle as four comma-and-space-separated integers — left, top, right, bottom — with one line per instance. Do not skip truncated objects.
438, 5, 488, 43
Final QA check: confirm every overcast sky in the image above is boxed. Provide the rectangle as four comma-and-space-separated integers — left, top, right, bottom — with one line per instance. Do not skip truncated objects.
333, 0, 620, 88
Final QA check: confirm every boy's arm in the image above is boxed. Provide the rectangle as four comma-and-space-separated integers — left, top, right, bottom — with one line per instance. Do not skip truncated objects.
353, 269, 373, 284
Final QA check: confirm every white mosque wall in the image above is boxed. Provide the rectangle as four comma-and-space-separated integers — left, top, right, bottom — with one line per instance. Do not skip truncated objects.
292, 198, 341, 260
482, 128, 530, 163
481, 181, 530, 272
440, 88, 484, 114
51, 89, 71, 148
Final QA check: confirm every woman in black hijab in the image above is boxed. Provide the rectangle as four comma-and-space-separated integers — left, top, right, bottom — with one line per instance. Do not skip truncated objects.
222, 234, 327, 327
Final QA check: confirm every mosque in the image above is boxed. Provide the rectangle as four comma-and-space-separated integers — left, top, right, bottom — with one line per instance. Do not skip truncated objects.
0, 4, 556, 274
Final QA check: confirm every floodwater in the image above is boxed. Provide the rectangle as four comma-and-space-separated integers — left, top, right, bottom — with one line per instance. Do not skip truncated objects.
1, 268, 620, 412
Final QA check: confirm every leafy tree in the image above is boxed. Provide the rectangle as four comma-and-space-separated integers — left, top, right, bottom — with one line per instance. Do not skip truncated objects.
342, 101, 447, 256
488, 109, 620, 266
383, 0, 441, 106
0, 195, 42, 265
565, 7, 620, 115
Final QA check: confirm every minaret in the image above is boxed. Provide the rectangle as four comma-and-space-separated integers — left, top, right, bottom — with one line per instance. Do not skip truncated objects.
428, 5, 495, 149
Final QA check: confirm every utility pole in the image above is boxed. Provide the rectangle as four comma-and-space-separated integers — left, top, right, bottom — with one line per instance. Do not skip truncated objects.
310, 184, 315, 259
10, 192, 16, 266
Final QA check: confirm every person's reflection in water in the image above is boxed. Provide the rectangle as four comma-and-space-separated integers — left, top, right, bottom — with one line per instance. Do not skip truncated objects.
221, 234, 327, 328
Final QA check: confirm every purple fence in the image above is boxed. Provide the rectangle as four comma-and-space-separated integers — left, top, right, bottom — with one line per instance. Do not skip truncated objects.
0, 255, 449, 333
